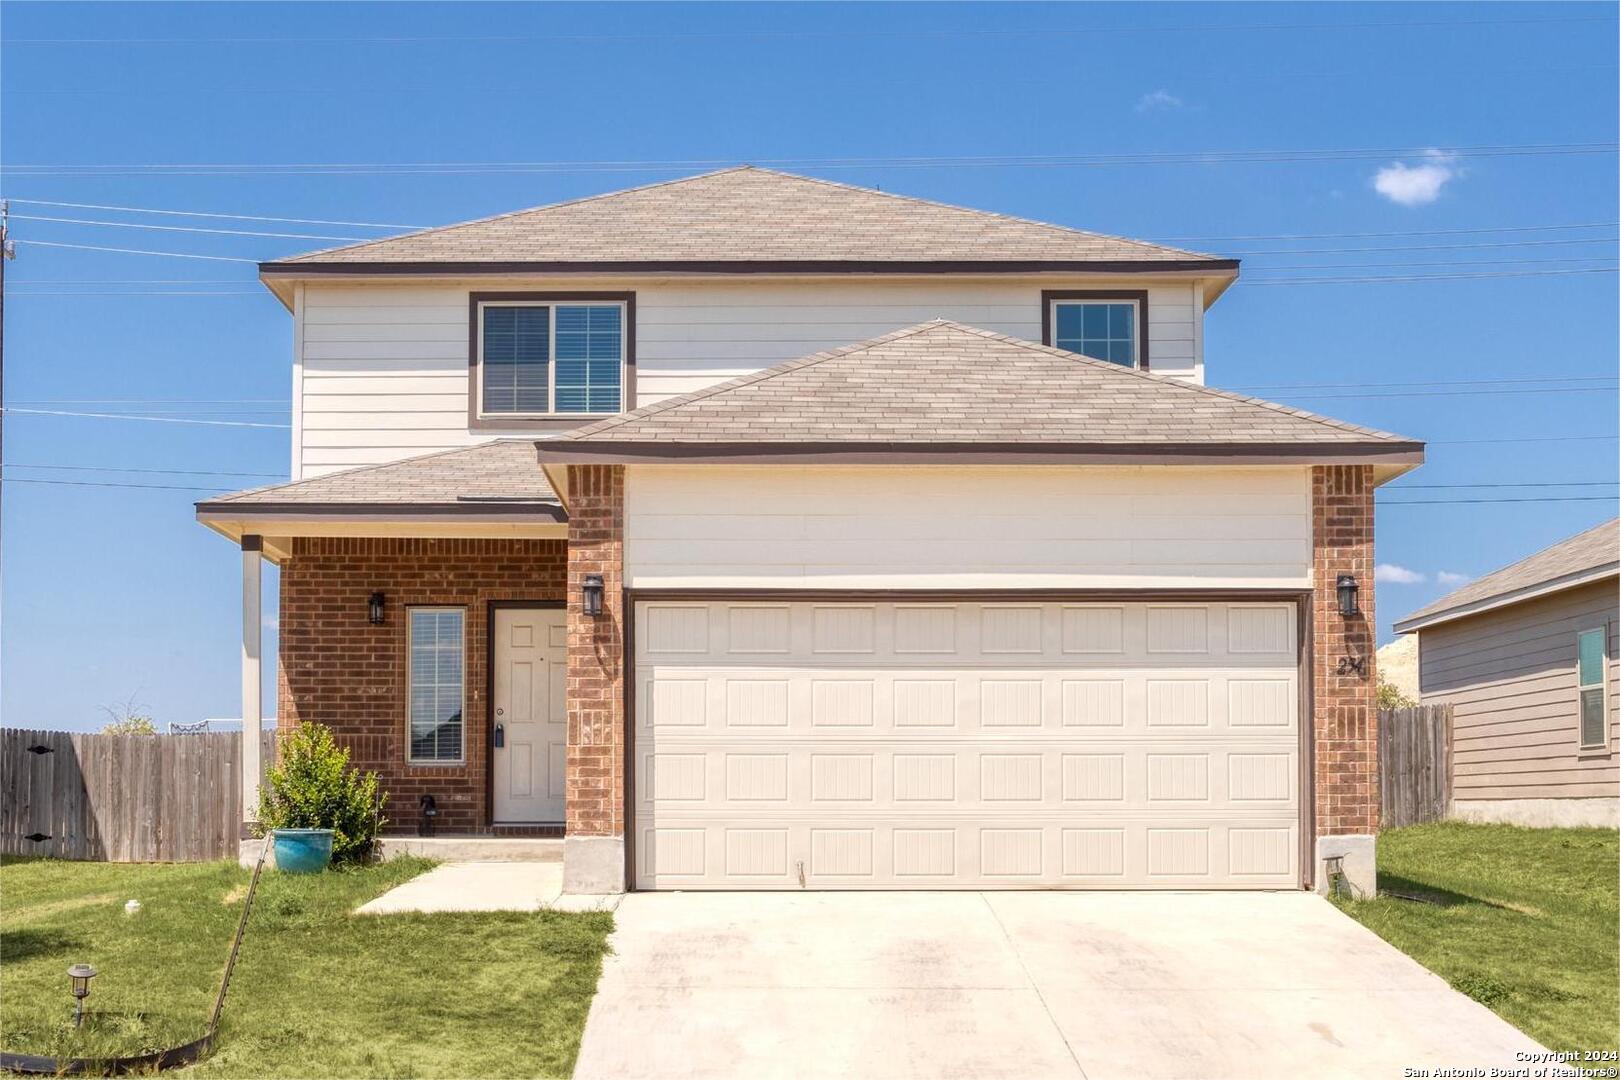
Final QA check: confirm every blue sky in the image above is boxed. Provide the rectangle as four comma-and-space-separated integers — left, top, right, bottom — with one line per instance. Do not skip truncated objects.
2, 2, 1616, 731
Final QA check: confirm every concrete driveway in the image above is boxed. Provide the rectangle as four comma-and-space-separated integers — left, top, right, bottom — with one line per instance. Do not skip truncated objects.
574, 891, 1542, 1080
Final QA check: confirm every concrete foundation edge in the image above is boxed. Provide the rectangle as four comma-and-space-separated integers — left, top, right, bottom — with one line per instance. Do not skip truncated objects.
1314, 834, 1376, 899
1452, 797, 1620, 829
564, 835, 627, 894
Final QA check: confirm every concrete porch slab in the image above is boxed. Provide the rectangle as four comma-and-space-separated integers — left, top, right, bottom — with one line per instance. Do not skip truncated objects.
354, 860, 621, 915
238, 834, 563, 869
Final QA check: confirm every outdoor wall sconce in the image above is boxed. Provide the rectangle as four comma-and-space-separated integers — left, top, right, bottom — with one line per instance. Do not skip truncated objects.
418, 793, 438, 837
368, 591, 386, 626
67, 963, 97, 1027
1336, 574, 1360, 618
582, 574, 605, 618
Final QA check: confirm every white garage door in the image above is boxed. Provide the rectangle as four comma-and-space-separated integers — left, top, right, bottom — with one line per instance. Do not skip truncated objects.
632, 599, 1301, 890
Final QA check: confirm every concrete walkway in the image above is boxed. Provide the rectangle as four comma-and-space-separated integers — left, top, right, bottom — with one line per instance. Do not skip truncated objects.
574, 890, 1543, 1080
354, 861, 619, 914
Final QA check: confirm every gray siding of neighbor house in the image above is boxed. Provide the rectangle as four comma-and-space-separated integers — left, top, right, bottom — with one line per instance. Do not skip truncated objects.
1419, 579, 1620, 801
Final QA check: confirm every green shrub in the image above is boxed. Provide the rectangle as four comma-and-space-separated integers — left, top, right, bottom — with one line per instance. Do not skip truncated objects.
257, 724, 385, 865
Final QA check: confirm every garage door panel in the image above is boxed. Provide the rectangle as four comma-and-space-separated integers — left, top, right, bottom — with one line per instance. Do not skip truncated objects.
639, 742, 1297, 813
638, 819, 1300, 889
633, 599, 1300, 890
641, 668, 1298, 737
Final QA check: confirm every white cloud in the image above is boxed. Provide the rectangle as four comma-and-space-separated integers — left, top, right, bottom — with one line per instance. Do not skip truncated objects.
1372, 150, 1458, 206
1375, 563, 1426, 585
1436, 570, 1472, 586
1135, 89, 1184, 113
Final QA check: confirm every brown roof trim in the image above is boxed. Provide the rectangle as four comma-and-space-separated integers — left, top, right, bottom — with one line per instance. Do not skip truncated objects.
532, 440, 1426, 467
259, 258, 1240, 277
195, 500, 567, 520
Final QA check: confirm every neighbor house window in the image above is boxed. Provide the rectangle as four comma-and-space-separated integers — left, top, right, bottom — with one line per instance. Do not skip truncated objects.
1578, 626, 1609, 750
477, 299, 626, 417
1043, 291, 1149, 369
408, 608, 465, 763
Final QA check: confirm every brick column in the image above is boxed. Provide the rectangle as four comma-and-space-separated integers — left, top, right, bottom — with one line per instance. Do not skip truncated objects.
564, 464, 626, 892
1311, 464, 1378, 895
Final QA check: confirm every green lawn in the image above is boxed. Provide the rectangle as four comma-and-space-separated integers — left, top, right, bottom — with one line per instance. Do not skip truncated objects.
1336, 822, 1619, 1053
0, 856, 612, 1078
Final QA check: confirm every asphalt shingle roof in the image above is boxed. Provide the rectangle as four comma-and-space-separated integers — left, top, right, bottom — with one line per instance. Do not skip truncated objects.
269, 167, 1231, 267
548, 320, 1420, 452
198, 440, 561, 515
1397, 518, 1619, 630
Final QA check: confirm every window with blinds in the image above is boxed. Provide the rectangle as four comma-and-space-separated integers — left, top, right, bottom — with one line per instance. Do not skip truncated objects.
479, 301, 624, 416
1578, 626, 1609, 750
409, 608, 465, 764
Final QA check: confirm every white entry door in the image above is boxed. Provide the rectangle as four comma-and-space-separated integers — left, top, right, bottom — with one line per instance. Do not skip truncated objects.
493, 607, 568, 823
633, 599, 1302, 890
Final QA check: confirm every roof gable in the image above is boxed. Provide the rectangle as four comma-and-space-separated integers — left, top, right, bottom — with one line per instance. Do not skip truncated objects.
267, 167, 1233, 269
537, 321, 1421, 463
1396, 518, 1620, 631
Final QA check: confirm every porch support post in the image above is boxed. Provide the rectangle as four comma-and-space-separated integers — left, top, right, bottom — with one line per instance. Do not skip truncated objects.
1310, 465, 1378, 898
241, 535, 263, 832
563, 464, 627, 894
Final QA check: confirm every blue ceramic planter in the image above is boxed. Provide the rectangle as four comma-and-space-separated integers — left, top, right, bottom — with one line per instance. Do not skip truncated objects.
272, 828, 335, 873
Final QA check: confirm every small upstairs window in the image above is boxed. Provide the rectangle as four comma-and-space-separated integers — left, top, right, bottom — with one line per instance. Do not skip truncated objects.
477, 298, 626, 418
1045, 291, 1148, 369
1578, 626, 1609, 751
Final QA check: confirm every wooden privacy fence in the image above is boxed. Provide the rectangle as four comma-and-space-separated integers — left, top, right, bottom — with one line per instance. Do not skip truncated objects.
1379, 705, 1452, 829
0, 729, 275, 862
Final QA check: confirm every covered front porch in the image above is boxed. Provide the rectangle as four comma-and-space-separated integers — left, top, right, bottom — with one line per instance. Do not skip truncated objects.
196, 441, 627, 891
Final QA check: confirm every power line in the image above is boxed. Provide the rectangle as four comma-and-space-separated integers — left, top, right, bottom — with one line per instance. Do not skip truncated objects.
3, 199, 422, 230
1238, 267, 1619, 286
1, 407, 289, 428
1156, 221, 1620, 242
1428, 434, 1618, 445
3, 463, 284, 478
1230, 375, 1617, 391
1379, 495, 1620, 505
1258, 385, 1617, 400
2, 476, 226, 492
1387, 481, 1618, 489
11, 240, 258, 262
1228, 236, 1616, 257
5, 142, 1614, 176
4, 13, 1611, 45
10, 214, 366, 242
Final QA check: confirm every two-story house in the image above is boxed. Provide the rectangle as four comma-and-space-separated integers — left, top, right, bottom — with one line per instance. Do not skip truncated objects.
198, 167, 1423, 896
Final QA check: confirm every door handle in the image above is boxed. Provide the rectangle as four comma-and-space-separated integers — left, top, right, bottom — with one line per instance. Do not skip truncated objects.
493, 723, 505, 748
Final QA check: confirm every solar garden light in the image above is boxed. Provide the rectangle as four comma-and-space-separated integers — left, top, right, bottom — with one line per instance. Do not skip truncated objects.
67, 963, 97, 1027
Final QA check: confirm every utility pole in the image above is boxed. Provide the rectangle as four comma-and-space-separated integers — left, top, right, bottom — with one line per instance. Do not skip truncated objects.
1, 199, 11, 537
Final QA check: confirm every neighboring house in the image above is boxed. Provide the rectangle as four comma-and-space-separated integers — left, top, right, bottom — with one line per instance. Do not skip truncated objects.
196, 167, 1424, 896
1394, 519, 1620, 828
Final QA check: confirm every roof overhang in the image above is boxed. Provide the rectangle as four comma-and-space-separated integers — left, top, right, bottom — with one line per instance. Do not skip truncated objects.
256, 260, 1241, 309
532, 440, 1426, 468
197, 502, 567, 563
1394, 562, 1620, 634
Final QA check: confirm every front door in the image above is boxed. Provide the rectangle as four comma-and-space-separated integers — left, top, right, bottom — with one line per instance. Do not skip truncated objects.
492, 606, 567, 823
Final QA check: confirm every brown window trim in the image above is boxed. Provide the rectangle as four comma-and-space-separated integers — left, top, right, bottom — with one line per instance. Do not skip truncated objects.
467, 291, 637, 433
1041, 289, 1151, 371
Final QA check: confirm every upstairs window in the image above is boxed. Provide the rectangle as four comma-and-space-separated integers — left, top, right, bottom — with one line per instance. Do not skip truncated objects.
1578, 626, 1609, 751
1044, 291, 1148, 369
477, 298, 626, 418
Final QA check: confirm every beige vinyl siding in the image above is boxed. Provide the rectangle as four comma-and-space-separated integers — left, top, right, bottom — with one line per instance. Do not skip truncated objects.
296, 277, 1204, 477
623, 464, 1312, 591
1419, 579, 1620, 800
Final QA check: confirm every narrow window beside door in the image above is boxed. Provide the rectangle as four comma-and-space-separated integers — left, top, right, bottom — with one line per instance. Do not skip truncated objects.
1577, 626, 1609, 751
409, 608, 465, 763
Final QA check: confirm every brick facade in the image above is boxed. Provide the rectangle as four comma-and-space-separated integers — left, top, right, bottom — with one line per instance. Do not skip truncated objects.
564, 465, 626, 838
1311, 464, 1379, 836
277, 536, 566, 833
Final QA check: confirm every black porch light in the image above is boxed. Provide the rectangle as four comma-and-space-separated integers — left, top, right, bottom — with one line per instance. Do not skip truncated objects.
582, 574, 605, 618
1336, 574, 1360, 618
67, 963, 97, 1027
368, 591, 386, 626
